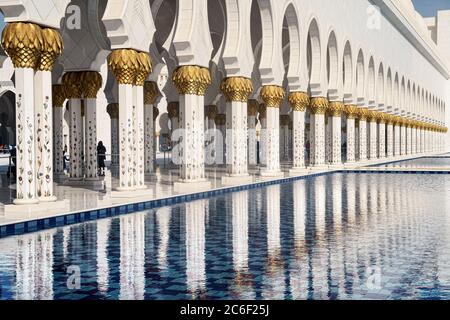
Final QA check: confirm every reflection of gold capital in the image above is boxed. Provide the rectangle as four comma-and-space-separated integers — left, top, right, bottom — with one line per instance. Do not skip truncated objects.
108, 49, 139, 85
328, 101, 344, 117
309, 97, 329, 115
52, 84, 66, 107
62, 72, 82, 99
107, 103, 119, 119
168, 102, 179, 119
206, 105, 218, 120
39, 28, 63, 71
1, 22, 43, 69
80, 71, 102, 99
144, 81, 160, 105
248, 99, 259, 116
260, 85, 285, 108
172, 65, 211, 96
288, 92, 309, 112
220, 77, 253, 102
135, 52, 152, 86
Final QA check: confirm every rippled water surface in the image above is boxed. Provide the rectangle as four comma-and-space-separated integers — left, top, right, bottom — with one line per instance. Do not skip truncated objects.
378, 157, 450, 168
1, 173, 450, 300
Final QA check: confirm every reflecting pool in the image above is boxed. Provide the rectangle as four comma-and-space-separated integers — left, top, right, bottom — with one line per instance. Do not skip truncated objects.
377, 157, 450, 168
1, 173, 450, 300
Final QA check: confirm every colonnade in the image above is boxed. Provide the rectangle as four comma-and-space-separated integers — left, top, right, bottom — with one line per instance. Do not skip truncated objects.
2, 13, 447, 204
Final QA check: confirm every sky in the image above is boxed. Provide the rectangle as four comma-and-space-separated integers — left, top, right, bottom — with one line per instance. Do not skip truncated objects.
412, 0, 450, 17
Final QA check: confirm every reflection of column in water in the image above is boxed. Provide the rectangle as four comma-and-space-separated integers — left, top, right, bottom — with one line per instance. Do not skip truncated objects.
359, 174, 369, 271
119, 213, 145, 300
97, 219, 111, 293
344, 173, 357, 293
386, 177, 395, 264
232, 191, 249, 273
376, 174, 386, 269
16, 231, 55, 300
358, 174, 368, 223
255, 189, 263, 224
185, 200, 207, 298
331, 174, 345, 298
400, 179, 408, 251
63, 227, 70, 259
312, 176, 327, 298
438, 177, 450, 287
156, 207, 171, 272
393, 179, 401, 255
290, 180, 308, 300
231, 191, 254, 299
263, 185, 284, 300
346, 174, 356, 225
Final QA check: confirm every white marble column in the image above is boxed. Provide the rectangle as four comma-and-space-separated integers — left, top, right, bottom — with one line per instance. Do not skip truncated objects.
328, 101, 344, 165
387, 117, 394, 157
280, 115, 290, 162
108, 50, 138, 191
260, 86, 285, 176
221, 77, 253, 179
400, 123, 407, 155
248, 100, 258, 166
289, 92, 309, 171
214, 114, 226, 165
345, 105, 358, 163
153, 108, 159, 164
133, 85, 145, 188
107, 104, 119, 172
81, 71, 102, 181
309, 97, 328, 167
144, 82, 159, 176
33, 28, 63, 202
259, 108, 267, 166
118, 83, 134, 190
420, 128, 425, 153
2, 24, 43, 204
172, 66, 210, 184
368, 111, 378, 160
357, 108, 368, 161
133, 57, 151, 189
63, 72, 84, 181
394, 120, 401, 157
168, 102, 180, 166
406, 122, 412, 155
53, 85, 66, 177
378, 115, 386, 158
205, 105, 218, 166
412, 125, 417, 154
35, 72, 55, 200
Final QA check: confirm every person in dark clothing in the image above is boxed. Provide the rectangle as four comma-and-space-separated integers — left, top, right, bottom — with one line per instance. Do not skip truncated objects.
9, 145, 16, 178
63, 145, 69, 171
97, 141, 107, 176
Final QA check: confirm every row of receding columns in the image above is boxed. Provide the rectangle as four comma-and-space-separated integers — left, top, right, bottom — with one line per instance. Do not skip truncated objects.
163, 78, 447, 181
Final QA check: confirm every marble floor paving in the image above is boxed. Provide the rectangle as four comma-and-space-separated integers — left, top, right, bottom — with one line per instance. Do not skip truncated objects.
0, 153, 446, 227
